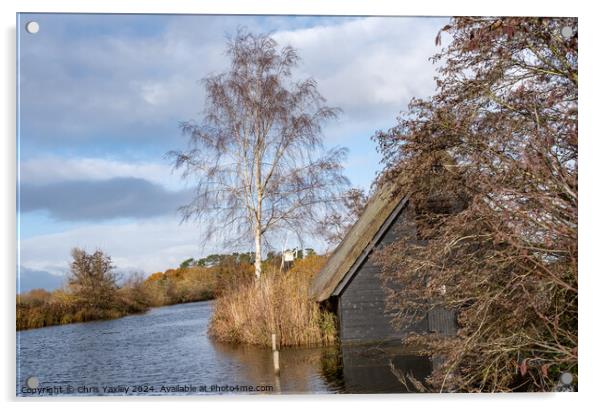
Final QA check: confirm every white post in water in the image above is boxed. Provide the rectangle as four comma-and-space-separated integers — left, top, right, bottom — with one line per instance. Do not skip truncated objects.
272, 333, 280, 374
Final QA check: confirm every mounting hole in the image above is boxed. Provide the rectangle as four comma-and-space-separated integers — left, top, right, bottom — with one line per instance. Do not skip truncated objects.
560, 372, 573, 385
26, 376, 39, 389
25, 21, 40, 34
561, 26, 574, 39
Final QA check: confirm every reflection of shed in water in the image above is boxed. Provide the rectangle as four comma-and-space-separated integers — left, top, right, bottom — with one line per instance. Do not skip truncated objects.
320, 343, 433, 393
309, 183, 458, 344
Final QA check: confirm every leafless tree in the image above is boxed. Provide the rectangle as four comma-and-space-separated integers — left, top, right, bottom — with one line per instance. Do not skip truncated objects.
170, 30, 348, 279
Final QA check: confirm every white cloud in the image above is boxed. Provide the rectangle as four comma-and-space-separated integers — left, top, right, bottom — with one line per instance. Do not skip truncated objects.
274, 17, 446, 127
19, 216, 331, 277
18, 15, 450, 273
19, 216, 210, 276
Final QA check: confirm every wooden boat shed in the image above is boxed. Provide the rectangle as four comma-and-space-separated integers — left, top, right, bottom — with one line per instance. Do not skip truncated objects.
309, 184, 457, 344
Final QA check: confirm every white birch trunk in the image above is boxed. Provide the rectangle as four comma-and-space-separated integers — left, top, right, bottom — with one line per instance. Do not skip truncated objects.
254, 224, 262, 280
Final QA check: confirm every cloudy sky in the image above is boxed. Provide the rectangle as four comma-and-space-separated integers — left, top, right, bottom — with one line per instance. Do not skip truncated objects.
17, 13, 448, 291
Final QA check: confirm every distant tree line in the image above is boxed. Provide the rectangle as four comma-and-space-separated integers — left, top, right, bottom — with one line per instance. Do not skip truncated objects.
179, 248, 316, 269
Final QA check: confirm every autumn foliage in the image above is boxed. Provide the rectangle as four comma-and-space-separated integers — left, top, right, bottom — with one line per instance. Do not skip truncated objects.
16, 249, 246, 330
373, 17, 577, 392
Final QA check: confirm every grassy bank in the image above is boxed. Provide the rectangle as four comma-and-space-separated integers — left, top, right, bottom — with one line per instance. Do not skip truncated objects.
16, 287, 149, 330
209, 255, 337, 347
17, 264, 227, 331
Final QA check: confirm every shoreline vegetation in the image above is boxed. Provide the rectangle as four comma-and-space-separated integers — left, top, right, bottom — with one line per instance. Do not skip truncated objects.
17, 267, 215, 331
210, 254, 337, 348
17, 249, 335, 349
17, 249, 252, 331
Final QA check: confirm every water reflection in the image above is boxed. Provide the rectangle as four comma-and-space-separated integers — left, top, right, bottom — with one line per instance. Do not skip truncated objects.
212, 340, 434, 394
332, 343, 433, 393
17, 301, 435, 395
210, 341, 341, 393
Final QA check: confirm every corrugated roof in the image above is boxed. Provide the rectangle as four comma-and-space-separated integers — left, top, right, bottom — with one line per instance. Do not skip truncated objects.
309, 183, 406, 302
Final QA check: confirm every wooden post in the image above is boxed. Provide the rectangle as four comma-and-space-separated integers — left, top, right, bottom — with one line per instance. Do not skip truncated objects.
273, 351, 280, 374
272, 333, 280, 374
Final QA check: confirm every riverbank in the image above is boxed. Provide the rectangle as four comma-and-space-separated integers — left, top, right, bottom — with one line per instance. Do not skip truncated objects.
17, 264, 218, 331
17, 253, 333, 348
16, 292, 215, 331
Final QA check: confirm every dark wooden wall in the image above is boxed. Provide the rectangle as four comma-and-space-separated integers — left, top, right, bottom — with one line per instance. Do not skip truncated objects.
337, 203, 457, 344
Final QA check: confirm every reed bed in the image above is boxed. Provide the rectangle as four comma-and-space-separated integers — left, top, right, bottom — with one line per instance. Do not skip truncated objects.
209, 255, 337, 347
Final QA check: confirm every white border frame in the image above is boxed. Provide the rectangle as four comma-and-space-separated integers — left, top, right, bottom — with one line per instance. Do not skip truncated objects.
2, 2, 597, 409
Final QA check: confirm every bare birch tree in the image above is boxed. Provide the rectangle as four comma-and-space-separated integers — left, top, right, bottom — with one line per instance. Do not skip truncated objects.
170, 30, 348, 279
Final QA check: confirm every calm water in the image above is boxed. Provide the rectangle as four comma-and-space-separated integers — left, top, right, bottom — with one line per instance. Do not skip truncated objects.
17, 301, 432, 396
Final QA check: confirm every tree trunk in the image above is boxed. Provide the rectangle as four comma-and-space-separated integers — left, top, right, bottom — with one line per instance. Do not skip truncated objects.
254, 143, 263, 280
254, 224, 262, 280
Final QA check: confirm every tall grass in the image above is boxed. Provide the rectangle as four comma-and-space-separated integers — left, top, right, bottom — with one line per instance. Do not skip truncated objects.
209, 255, 337, 347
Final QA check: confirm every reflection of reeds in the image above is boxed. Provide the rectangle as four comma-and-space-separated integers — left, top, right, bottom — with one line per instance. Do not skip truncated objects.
319, 345, 345, 391
209, 256, 337, 347
389, 359, 429, 392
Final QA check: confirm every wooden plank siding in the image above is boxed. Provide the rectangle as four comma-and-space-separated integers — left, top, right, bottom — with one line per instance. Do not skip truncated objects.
337, 202, 457, 344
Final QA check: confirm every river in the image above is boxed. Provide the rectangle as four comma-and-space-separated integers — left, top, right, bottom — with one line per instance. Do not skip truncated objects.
17, 301, 433, 396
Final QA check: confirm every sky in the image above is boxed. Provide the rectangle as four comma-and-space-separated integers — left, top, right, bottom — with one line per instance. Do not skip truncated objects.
17, 13, 448, 291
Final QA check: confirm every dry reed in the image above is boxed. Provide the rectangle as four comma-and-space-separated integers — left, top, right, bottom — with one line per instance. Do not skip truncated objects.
209, 255, 337, 347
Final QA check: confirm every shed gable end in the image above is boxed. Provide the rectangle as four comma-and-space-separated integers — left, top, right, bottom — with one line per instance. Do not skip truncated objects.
338, 203, 428, 343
